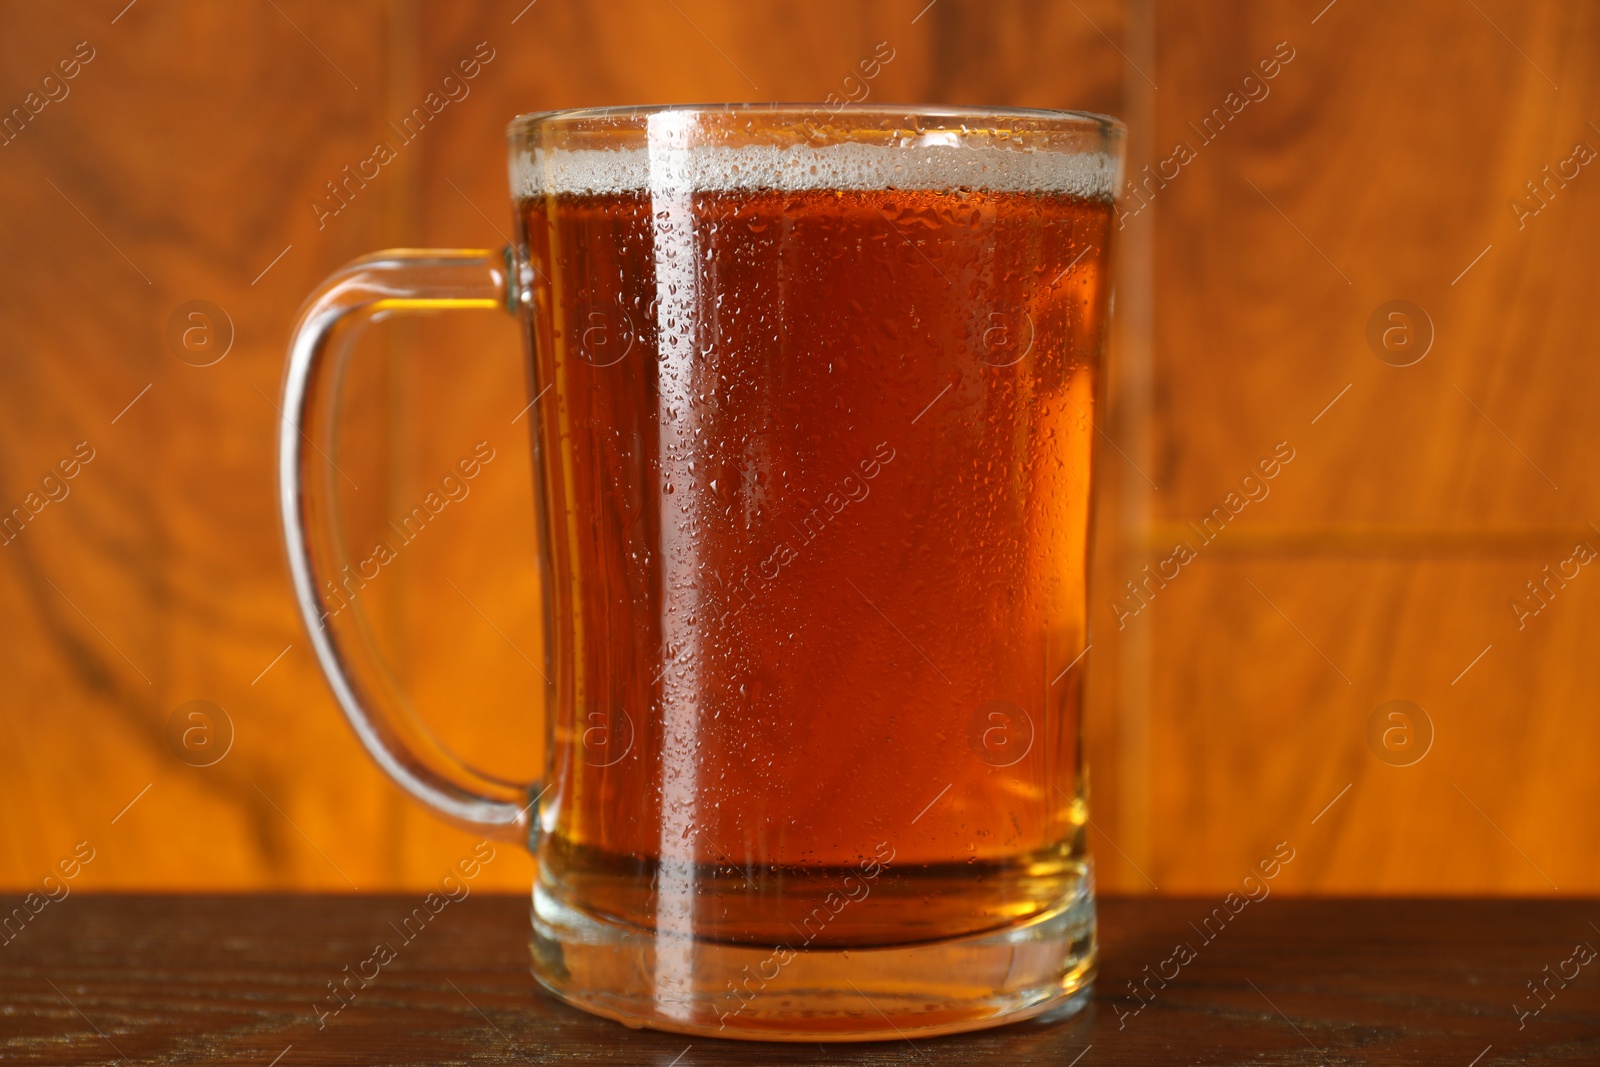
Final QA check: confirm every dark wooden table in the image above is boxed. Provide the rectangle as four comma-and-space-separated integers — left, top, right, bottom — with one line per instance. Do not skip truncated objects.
2, 895, 1595, 1064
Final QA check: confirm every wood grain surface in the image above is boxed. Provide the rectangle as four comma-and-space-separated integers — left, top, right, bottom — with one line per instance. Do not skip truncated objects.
3, 894, 1598, 1064
0, 0, 1595, 896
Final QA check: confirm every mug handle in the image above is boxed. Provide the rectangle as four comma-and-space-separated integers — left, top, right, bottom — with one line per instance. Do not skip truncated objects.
278, 247, 541, 845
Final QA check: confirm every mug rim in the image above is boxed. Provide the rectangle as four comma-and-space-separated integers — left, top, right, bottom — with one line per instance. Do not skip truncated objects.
506, 102, 1125, 139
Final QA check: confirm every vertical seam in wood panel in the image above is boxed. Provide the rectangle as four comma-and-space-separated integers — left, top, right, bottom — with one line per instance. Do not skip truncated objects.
381, 0, 421, 883
1114, 0, 1157, 891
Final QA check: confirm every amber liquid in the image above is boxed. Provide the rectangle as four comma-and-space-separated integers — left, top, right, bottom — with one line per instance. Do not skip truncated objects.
518, 181, 1113, 953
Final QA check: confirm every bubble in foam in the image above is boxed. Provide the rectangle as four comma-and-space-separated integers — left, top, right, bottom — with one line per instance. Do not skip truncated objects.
512, 142, 1121, 201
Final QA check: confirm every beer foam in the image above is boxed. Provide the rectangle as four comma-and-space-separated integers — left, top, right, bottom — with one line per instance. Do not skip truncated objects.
511, 142, 1121, 201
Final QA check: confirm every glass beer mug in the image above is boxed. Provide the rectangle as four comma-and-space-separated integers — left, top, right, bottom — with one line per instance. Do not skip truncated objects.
280, 104, 1124, 1041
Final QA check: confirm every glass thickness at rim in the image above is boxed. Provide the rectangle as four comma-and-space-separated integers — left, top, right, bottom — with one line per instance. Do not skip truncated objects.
507, 102, 1126, 138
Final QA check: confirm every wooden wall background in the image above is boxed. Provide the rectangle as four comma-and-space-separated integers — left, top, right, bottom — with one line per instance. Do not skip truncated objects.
1, 0, 1594, 896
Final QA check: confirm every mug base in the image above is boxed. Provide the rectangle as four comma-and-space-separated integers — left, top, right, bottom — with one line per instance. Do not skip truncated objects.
527, 879, 1096, 1042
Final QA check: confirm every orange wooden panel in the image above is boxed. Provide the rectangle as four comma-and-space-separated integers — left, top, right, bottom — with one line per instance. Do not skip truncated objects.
9, 0, 1591, 898
0, 0, 435, 892
1092, 0, 1600, 894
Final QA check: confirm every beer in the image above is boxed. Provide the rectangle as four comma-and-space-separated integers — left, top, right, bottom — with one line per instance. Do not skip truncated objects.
515, 142, 1115, 954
